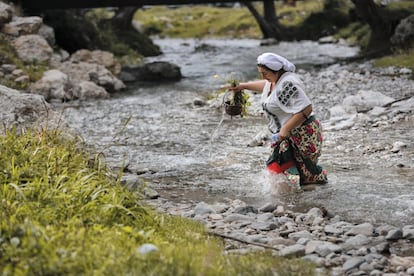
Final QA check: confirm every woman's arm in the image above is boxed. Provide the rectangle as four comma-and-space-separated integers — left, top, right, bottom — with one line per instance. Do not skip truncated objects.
228, 80, 267, 93
279, 104, 312, 140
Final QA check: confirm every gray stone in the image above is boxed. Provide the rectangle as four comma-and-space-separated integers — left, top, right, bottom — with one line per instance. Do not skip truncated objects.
137, 243, 158, 254
250, 221, 278, 231
121, 61, 182, 82
342, 257, 365, 273
288, 230, 314, 241
373, 242, 390, 254
193, 202, 215, 216
279, 244, 306, 258
346, 222, 374, 236
257, 213, 275, 222
259, 202, 277, 213
234, 205, 258, 215
342, 234, 371, 251
224, 214, 253, 223
403, 225, 414, 240
0, 84, 62, 133
13, 34, 53, 63
385, 228, 403, 240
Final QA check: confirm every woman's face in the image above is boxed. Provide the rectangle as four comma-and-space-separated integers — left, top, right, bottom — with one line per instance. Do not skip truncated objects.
257, 66, 277, 82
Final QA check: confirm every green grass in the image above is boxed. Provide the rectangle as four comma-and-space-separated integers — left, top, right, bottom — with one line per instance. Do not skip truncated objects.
135, 5, 261, 38
276, 0, 325, 27
374, 48, 414, 70
0, 128, 316, 275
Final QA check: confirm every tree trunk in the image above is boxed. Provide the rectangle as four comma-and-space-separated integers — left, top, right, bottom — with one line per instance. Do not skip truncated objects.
242, 1, 282, 39
106, 6, 161, 56
111, 6, 141, 29
351, 0, 392, 54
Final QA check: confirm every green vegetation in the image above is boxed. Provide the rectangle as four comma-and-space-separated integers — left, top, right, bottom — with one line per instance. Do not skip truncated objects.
135, 5, 261, 38
374, 48, 414, 70
0, 128, 316, 275
334, 22, 371, 48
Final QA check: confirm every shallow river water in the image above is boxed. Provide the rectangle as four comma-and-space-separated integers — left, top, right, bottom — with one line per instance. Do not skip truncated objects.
62, 38, 414, 228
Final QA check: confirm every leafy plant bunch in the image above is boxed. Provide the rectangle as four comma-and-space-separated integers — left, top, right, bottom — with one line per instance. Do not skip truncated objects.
214, 72, 251, 117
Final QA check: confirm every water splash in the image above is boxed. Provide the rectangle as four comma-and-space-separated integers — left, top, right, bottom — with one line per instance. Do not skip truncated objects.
207, 112, 226, 159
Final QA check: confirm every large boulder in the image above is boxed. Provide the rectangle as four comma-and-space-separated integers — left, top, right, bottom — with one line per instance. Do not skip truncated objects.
120, 61, 182, 82
0, 1, 13, 26
12, 34, 53, 63
70, 49, 122, 76
58, 61, 125, 93
0, 84, 62, 134
1, 16, 42, 36
29, 69, 74, 101
391, 14, 414, 51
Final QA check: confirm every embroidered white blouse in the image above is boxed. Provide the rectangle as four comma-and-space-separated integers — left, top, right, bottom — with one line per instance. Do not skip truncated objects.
261, 72, 311, 134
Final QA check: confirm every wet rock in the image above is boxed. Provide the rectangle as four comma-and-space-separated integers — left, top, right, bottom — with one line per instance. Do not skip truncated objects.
386, 228, 403, 240
121, 61, 182, 82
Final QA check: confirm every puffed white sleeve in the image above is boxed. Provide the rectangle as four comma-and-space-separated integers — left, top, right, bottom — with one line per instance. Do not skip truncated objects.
276, 75, 311, 114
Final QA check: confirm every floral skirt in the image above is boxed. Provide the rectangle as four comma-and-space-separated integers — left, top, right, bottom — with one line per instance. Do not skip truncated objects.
267, 116, 327, 186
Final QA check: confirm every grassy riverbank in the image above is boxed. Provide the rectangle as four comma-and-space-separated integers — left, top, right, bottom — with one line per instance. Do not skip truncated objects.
0, 128, 315, 275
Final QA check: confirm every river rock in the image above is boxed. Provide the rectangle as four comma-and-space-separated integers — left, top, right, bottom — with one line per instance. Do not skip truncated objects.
342, 90, 395, 113
75, 81, 110, 99
120, 61, 182, 82
0, 84, 61, 133
391, 14, 414, 50
58, 61, 125, 93
0, 1, 12, 26
402, 225, 414, 240
12, 34, 53, 63
29, 69, 73, 101
1, 15, 42, 36
70, 49, 122, 76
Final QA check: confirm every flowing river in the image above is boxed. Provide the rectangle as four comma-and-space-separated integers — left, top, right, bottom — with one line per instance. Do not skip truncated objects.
62, 38, 414, 228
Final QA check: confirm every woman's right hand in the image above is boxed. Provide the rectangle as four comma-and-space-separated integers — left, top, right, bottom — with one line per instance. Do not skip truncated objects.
227, 83, 243, 92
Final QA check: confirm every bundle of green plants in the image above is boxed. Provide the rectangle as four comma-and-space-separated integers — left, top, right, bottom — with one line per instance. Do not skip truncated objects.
0, 127, 315, 275
214, 72, 252, 117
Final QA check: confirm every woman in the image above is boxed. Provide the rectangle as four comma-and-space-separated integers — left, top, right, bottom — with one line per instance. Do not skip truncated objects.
229, 52, 327, 186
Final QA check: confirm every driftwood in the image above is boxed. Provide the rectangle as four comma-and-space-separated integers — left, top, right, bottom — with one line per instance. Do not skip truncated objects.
208, 231, 280, 252
359, 95, 413, 113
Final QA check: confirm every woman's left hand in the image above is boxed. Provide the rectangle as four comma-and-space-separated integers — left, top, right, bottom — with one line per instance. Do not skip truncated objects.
278, 127, 290, 141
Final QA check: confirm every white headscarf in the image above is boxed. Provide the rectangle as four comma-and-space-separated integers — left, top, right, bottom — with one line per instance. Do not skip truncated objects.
257, 52, 296, 72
